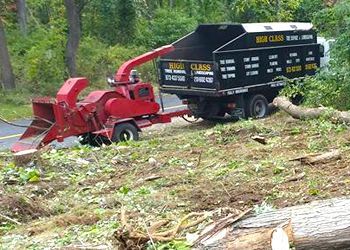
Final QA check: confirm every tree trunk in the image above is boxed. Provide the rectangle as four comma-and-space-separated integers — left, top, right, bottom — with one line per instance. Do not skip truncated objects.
273, 96, 350, 124
16, 0, 27, 36
169, 0, 174, 8
195, 197, 350, 250
0, 18, 16, 90
64, 0, 81, 77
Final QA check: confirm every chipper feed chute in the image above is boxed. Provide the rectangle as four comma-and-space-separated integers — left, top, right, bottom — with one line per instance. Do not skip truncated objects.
11, 98, 58, 152
11, 78, 89, 153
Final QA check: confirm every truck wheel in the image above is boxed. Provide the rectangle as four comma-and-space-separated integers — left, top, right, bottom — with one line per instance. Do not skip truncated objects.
246, 94, 269, 118
113, 123, 139, 142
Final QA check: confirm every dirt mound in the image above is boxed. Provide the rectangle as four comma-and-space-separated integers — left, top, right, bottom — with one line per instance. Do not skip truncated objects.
0, 194, 50, 223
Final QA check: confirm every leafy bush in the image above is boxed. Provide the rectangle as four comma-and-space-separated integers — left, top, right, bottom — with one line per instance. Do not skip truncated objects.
77, 37, 156, 89
299, 1, 350, 110
9, 27, 66, 96
136, 9, 197, 48
231, 0, 302, 22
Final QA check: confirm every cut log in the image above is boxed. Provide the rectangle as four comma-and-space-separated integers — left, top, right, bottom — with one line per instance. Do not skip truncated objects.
195, 197, 350, 250
13, 149, 38, 166
251, 135, 267, 145
273, 96, 350, 124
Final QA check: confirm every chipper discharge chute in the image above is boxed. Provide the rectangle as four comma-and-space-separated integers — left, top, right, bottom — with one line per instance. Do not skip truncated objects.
12, 45, 190, 153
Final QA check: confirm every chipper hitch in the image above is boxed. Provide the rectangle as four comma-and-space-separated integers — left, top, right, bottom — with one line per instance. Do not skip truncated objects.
12, 45, 190, 152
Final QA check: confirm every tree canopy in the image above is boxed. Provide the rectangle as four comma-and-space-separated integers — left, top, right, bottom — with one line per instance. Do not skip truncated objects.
0, 0, 349, 111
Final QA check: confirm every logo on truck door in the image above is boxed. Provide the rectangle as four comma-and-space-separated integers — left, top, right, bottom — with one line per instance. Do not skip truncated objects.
163, 62, 186, 83
256, 35, 285, 44
168, 62, 185, 70
190, 63, 214, 85
190, 63, 212, 71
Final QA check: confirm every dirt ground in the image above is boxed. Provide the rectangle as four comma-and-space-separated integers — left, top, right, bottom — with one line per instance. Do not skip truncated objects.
1, 112, 350, 249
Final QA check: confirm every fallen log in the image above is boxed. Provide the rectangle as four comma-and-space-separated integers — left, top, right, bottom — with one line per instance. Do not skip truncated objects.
290, 149, 341, 164
195, 197, 350, 250
272, 96, 350, 124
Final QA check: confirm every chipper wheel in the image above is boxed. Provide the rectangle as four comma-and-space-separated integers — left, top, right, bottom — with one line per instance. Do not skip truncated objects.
79, 133, 112, 147
112, 123, 139, 142
246, 94, 269, 118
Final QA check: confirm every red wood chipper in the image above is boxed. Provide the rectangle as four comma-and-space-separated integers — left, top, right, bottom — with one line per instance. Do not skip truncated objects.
11, 45, 190, 152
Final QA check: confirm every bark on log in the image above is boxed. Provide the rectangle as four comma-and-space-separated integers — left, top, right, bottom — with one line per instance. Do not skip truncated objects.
272, 96, 350, 124
13, 149, 38, 166
195, 197, 350, 250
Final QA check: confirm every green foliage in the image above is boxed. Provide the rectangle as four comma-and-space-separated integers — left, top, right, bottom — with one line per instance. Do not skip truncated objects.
279, 79, 305, 99
278, 1, 350, 111
77, 37, 151, 88
232, 0, 302, 22
82, 0, 136, 45
253, 201, 275, 215
3, 0, 344, 116
22, 30, 66, 95
299, 1, 350, 110
1, 163, 41, 184
294, 0, 325, 22
136, 9, 197, 48
308, 179, 320, 196
115, 0, 137, 45
151, 240, 190, 250
119, 185, 131, 195
0, 102, 31, 120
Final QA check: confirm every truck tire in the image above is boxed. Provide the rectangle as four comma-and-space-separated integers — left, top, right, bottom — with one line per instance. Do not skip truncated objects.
246, 94, 269, 118
113, 123, 139, 142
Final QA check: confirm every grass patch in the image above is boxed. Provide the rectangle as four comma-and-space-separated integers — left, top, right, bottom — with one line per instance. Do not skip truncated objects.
0, 90, 33, 121
0, 103, 32, 121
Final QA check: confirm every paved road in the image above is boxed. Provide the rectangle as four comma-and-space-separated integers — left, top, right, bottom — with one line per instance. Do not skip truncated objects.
0, 94, 185, 151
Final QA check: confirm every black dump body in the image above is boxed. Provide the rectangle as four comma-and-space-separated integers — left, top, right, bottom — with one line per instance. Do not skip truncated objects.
159, 23, 320, 97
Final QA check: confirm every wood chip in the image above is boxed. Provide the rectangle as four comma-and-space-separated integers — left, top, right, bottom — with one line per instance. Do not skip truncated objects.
144, 175, 162, 182
285, 173, 305, 182
251, 135, 267, 145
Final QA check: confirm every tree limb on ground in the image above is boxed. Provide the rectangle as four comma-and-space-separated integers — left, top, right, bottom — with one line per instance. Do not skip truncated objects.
290, 149, 341, 164
273, 96, 350, 124
195, 197, 350, 250
114, 208, 210, 249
